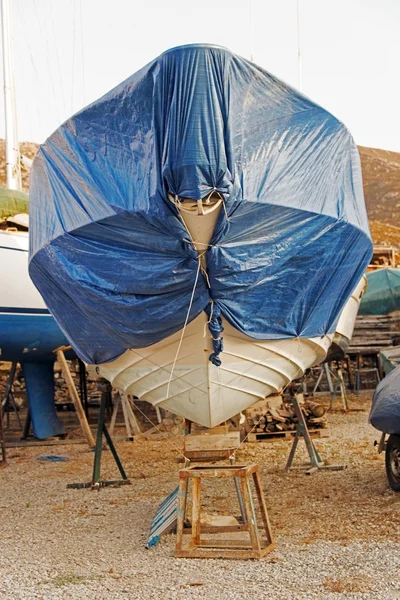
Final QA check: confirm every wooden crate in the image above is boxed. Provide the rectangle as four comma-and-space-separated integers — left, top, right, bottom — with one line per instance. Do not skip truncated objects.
184, 430, 240, 462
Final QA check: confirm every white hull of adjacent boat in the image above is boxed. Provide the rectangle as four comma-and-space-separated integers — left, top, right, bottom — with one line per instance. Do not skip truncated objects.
94, 316, 333, 428
0, 230, 46, 310
334, 275, 367, 345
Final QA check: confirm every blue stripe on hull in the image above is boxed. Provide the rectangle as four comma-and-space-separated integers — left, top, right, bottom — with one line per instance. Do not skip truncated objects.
0, 313, 71, 362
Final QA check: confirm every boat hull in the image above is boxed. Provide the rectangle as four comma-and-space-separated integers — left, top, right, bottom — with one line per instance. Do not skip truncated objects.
0, 230, 70, 438
0, 230, 69, 362
326, 276, 367, 361
93, 313, 333, 428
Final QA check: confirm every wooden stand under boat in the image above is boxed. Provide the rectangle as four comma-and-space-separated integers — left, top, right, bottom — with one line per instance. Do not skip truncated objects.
175, 463, 276, 559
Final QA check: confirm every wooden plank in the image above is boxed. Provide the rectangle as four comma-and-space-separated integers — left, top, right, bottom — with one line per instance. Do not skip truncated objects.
247, 429, 328, 443
175, 479, 187, 552
191, 424, 229, 435
183, 450, 234, 462
184, 431, 240, 452
56, 349, 95, 448
348, 347, 388, 354
240, 476, 261, 553
123, 394, 142, 436
183, 524, 248, 534
252, 471, 274, 546
175, 545, 276, 559
191, 478, 201, 545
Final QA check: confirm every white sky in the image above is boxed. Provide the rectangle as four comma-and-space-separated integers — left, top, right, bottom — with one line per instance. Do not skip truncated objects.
1, 0, 400, 151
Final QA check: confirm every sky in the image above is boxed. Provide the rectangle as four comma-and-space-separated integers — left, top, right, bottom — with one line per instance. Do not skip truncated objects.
1, 0, 399, 152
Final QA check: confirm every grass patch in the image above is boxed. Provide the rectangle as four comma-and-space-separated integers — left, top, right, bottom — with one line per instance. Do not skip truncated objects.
40, 574, 92, 588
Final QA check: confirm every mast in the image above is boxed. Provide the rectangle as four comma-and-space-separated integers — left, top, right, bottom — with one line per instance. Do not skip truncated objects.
1, 0, 21, 191
297, 0, 302, 92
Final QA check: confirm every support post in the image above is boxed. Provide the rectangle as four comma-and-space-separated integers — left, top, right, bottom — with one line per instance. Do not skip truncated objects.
67, 393, 130, 490
1, 362, 21, 428
286, 394, 344, 475
109, 392, 142, 439
78, 358, 89, 418
0, 393, 6, 466
56, 347, 95, 448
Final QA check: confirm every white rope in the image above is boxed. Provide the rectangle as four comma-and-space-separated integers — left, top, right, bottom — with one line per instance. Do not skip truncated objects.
203, 299, 214, 338
165, 256, 202, 399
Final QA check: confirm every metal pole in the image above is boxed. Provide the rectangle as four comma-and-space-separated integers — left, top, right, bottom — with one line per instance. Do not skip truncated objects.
92, 393, 106, 485
297, 0, 303, 92
0, 392, 6, 464
1, 0, 21, 190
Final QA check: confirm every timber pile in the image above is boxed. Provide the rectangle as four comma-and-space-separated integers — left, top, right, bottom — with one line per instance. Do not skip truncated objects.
243, 395, 327, 438
348, 313, 400, 355
0, 362, 26, 408
0, 360, 98, 408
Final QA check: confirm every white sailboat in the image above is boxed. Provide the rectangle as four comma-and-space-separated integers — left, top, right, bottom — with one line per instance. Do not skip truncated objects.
0, 0, 55, 360
0, 0, 70, 438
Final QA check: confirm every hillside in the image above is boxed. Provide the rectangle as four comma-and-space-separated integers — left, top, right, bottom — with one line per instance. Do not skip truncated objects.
1, 140, 400, 246
359, 146, 400, 224
0, 139, 38, 192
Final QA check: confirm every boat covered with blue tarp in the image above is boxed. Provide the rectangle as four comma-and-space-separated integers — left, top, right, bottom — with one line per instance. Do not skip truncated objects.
28, 44, 372, 427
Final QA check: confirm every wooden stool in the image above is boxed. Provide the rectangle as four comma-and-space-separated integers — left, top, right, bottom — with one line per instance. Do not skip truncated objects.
175, 464, 275, 559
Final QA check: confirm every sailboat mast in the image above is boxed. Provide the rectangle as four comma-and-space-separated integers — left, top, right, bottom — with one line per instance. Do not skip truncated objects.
1, 0, 21, 191
297, 0, 303, 92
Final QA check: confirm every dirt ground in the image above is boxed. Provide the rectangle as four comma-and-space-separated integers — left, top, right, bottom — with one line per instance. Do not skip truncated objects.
0, 392, 399, 600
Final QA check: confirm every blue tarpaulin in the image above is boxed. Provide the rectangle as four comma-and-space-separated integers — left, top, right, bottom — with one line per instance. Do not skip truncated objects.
29, 44, 372, 365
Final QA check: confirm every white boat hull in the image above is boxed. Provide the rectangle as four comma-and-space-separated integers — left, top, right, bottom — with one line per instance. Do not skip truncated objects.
0, 230, 46, 310
0, 230, 68, 362
93, 313, 333, 427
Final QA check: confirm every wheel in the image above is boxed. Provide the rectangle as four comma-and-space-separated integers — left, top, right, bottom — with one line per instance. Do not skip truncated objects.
385, 434, 400, 492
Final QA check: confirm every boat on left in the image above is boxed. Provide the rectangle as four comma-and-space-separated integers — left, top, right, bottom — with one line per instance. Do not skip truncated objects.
0, 0, 71, 438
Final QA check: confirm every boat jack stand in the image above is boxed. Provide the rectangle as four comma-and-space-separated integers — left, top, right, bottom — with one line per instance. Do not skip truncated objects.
285, 395, 345, 475
67, 393, 131, 490
1, 362, 22, 429
0, 392, 6, 467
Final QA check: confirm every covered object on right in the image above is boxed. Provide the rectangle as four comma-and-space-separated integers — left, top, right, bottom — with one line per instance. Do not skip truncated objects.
370, 365, 400, 434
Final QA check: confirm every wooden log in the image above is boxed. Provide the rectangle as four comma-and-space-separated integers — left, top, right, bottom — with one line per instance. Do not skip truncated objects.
304, 401, 325, 418
269, 408, 286, 423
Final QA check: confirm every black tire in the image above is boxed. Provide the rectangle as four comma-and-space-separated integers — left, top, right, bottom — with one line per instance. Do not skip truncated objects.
385, 434, 400, 492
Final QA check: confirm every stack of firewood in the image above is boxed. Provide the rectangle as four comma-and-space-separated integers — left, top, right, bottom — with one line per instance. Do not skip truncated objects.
244, 396, 327, 434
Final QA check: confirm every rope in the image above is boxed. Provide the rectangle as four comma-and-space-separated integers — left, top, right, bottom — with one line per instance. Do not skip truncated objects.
203, 299, 214, 337
130, 398, 189, 462
165, 256, 202, 400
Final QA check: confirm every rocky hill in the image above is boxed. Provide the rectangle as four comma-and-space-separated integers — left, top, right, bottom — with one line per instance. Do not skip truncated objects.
0, 139, 38, 192
1, 139, 400, 246
358, 146, 400, 247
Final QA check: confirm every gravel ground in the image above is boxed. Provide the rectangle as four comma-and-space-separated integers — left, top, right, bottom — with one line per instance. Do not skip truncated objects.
0, 393, 399, 600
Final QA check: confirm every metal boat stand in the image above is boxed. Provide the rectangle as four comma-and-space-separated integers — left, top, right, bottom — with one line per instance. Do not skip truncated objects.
1, 362, 22, 429
312, 363, 348, 411
0, 392, 6, 466
67, 393, 131, 490
285, 395, 345, 475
